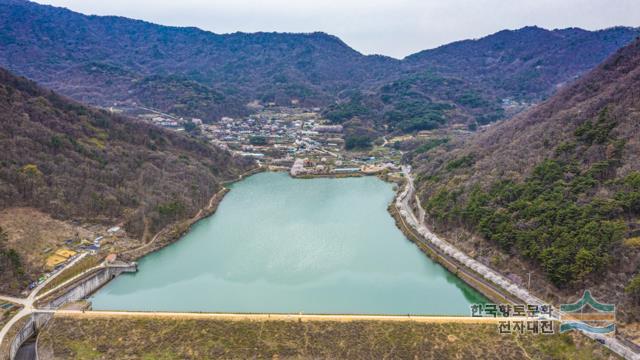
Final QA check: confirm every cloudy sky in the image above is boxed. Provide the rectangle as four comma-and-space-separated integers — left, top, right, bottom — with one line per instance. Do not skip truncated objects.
35, 0, 640, 58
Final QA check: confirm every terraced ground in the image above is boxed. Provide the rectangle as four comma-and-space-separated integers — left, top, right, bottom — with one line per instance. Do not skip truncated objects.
37, 316, 618, 359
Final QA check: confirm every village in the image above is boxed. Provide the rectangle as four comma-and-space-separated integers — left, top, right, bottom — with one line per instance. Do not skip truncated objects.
137, 106, 405, 178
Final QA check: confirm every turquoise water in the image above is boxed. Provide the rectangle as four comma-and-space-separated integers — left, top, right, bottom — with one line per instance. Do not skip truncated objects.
91, 172, 486, 314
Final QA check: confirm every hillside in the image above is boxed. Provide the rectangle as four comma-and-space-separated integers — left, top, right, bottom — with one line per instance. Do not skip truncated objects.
359, 26, 640, 134
406, 26, 639, 101
412, 39, 640, 320
0, 0, 397, 121
0, 67, 253, 293
0, 1, 638, 133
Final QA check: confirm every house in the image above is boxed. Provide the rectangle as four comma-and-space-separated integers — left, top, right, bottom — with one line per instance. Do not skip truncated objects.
85, 245, 100, 255
334, 168, 360, 174
107, 226, 121, 234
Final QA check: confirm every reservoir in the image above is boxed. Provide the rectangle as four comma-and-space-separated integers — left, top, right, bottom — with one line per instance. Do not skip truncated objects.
91, 172, 486, 314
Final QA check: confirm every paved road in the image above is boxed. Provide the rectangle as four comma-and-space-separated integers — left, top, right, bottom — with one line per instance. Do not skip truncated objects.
35, 261, 106, 302
0, 295, 27, 306
397, 166, 522, 305
397, 165, 639, 360
0, 253, 88, 347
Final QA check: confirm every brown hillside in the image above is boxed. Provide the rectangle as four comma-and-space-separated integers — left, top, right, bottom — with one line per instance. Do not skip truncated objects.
416, 38, 640, 183
0, 67, 253, 294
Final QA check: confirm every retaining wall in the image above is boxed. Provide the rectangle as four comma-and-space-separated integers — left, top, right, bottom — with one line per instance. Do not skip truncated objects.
8, 264, 137, 360
8, 313, 52, 360
42, 265, 136, 310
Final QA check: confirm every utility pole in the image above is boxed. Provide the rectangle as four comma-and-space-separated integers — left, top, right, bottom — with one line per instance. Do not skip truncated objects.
527, 272, 532, 291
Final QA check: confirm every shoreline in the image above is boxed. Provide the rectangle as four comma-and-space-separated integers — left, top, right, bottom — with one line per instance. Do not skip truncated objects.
14, 165, 639, 359
102, 168, 501, 307
33, 167, 508, 312
124, 165, 265, 262
387, 204, 513, 305
32, 166, 266, 310
284, 167, 506, 306
36, 167, 494, 310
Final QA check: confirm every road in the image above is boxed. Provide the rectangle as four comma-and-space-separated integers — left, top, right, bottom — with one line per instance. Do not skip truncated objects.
396, 166, 521, 305
0, 167, 260, 352
398, 165, 639, 360
42, 309, 524, 324
0, 295, 27, 307
134, 105, 178, 120
0, 253, 88, 347
35, 259, 109, 302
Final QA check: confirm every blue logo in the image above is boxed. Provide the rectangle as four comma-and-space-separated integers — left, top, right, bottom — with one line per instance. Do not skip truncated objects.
559, 291, 615, 334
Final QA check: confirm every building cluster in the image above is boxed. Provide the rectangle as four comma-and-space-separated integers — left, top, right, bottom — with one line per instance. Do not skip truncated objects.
134, 105, 403, 178
31, 226, 125, 291
197, 108, 345, 163
138, 113, 182, 129
290, 156, 398, 177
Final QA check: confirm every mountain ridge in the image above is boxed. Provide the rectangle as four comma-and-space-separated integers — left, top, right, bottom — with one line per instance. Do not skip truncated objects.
1, 0, 638, 130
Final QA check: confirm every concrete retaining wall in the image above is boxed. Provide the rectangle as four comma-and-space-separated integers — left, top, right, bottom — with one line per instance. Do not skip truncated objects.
8, 264, 137, 359
43, 265, 137, 310
9, 313, 52, 360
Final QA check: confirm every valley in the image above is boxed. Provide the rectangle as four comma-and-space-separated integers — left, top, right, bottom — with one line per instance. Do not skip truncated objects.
1, 0, 640, 358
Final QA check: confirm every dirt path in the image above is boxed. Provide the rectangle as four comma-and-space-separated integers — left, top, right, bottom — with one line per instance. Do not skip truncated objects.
46, 310, 524, 324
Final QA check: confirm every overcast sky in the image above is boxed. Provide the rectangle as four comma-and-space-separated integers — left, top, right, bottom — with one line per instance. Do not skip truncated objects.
34, 0, 640, 58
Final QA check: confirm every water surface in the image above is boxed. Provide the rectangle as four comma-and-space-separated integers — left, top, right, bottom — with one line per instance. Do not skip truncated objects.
91, 172, 485, 314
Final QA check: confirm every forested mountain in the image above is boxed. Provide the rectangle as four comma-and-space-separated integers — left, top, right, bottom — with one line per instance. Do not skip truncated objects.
0, 66, 253, 290
0, 0, 397, 121
367, 26, 640, 133
412, 38, 640, 315
0, 0, 638, 132
406, 26, 638, 100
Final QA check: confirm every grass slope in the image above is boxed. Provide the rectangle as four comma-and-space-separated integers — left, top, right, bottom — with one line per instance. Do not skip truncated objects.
37, 316, 617, 360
